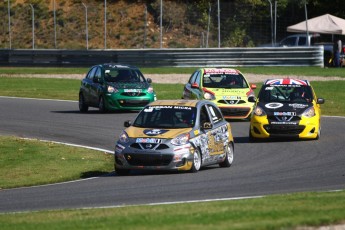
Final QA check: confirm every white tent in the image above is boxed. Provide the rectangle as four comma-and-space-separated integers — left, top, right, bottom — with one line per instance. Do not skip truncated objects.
287, 14, 345, 35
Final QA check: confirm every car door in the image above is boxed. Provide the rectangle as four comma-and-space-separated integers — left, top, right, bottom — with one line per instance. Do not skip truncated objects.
89, 67, 103, 106
81, 67, 97, 104
198, 104, 224, 165
205, 104, 226, 156
182, 70, 202, 99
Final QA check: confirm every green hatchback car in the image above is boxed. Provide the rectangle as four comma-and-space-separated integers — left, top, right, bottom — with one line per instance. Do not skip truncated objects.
79, 63, 156, 112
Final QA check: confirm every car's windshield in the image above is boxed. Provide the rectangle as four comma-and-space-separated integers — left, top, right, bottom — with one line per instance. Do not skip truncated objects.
104, 68, 145, 83
133, 106, 197, 129
259, 85, 313, 103
202, 72, 248, 89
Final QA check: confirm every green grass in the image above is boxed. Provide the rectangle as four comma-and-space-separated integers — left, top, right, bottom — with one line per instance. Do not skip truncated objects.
0, 190, 344, 230
0, 136, 113, 189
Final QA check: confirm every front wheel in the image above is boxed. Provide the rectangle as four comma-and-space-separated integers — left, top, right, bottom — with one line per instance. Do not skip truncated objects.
115, 167, 130, 176
190, 148, 201, 173
219, 143, 234, 167
98, 96, 107, 113
79, 93, 89, 112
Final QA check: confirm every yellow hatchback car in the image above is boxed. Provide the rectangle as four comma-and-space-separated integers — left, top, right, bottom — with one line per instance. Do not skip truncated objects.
249, 78, 325, 140
182, 68, 256, 119
114, 100, 234, 175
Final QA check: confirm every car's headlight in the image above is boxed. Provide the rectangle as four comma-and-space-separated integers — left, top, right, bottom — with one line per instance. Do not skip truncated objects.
107, 86, 118, 93
118, 131, 129, 143
254, 105, 266, 116
302, 107, 315, 118
171, 133, 190, 146
148, 86, 154, 94
204, 92, 215, 100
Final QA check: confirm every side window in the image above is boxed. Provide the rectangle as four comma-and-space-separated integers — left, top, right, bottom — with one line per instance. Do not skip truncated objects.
188, 71, 199, 84
86, 67, 97, 80
95, 67, 102, 79
298, 37, 306, 46
200, 105, 211, 126
194, 71, 201, 85
206, 104, 224, 124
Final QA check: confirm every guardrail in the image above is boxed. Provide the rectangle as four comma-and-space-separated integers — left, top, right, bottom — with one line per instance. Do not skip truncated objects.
0, 46, 324, 68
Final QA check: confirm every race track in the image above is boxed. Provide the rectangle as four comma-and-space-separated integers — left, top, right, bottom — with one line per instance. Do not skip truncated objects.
0, 97, 344, 213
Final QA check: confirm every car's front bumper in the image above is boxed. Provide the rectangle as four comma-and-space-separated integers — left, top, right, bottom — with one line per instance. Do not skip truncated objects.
249, 115, 320, 139
114, 141, 195, 171
105, 93, 156, 111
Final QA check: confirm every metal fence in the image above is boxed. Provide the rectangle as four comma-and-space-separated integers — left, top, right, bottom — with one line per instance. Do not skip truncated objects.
0, 47, 324, 67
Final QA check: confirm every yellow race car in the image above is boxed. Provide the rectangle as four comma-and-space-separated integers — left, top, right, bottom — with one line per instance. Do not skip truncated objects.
249, 78, 325, 140
182, 68, 256, 119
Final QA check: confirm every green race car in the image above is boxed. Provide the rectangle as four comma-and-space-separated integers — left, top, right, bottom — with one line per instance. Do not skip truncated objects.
79, 63, 156, 112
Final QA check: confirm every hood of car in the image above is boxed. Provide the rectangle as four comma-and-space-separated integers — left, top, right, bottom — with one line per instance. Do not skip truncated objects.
126, 126, 193, 139
108, 82, 149, 89
258, 101, 313, 116
206, 87, 251, 99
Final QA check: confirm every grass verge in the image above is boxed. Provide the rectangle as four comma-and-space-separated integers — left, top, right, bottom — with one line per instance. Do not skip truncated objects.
0, 190, 344, 230
0, 136, 113, 189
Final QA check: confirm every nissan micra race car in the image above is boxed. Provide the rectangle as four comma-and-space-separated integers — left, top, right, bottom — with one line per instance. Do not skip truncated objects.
249, 78, 325, 140
182, 68, 256, 119
79, 63, 156, 112
114, 100, 234, 175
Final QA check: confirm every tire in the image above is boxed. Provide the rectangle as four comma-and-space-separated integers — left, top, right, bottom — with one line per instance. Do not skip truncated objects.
190, 148, 202, 173
98, 96, 107, 113
249, 128, 256, 142
219, 143, 234, 168
315, 125, 321, 140
79, 93, 89, 112
115, 167, 130, 176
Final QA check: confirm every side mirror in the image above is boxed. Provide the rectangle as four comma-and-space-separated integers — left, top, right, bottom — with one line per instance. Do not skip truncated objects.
251, 84, 257, 89
191, 82, 199, 88
93, 77, 103, 84
203, 122, 213, 129
124, 120, 132, 127
248, 96, 256, 103
317, 98, 325, 104
146, 78, 152, 83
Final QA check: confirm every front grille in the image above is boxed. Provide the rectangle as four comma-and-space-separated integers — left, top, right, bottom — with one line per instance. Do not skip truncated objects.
267, 115, 301, 122
220, 107, 250, 117
124, 153, 173, 166
130, 143, 169, 150
121, 92, 146, 97
264, 124, 305, 135
117, 99, 150, 107
218, 99, 246, 105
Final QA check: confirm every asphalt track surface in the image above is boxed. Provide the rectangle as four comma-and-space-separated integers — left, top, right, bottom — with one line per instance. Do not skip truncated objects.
0, 97, 344, 213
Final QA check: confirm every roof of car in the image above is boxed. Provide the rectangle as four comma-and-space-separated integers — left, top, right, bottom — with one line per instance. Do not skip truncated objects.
264, 78, 310, 86
100, 63, 139, 69
148, 100, 206, 107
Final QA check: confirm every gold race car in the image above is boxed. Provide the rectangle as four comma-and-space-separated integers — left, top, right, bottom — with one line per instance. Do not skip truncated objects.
182, 68, 256, 119
114, 100, 234, 175
249, 78, 325, 140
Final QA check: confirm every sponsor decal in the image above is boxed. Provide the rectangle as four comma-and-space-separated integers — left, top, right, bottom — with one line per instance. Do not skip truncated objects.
271, 121, 298, 125
194, 129, 199, 136
204, 69, 239, 74
136, 138, 162, 143
265, 103, 284, 109
289, 103, 308, 109
143, 129, 169, 136
223, 95, 241, 100
124, 89, 142, 93
273, 112, 296, 116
